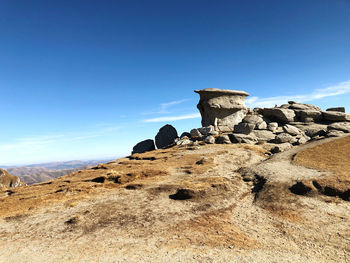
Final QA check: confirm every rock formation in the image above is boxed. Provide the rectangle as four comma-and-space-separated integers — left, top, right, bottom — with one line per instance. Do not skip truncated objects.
0, 169, 25, 188
132, 139, 155, 154
132, 89, 350, 156
155, 124, 178, 149
194, 88, 249, 132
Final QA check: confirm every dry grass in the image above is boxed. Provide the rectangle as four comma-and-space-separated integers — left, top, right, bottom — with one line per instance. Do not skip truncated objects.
294, 135, 350, 192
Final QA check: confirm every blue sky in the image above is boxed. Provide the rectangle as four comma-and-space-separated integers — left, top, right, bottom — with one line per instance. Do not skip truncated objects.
0, 0, 349, 165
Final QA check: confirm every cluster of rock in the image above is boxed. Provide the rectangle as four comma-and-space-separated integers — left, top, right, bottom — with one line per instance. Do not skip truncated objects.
132, 88, 350, 155
0, 169, 25, 189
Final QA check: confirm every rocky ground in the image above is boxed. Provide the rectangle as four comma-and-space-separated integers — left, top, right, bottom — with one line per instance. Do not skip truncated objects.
0, 136, 349, 263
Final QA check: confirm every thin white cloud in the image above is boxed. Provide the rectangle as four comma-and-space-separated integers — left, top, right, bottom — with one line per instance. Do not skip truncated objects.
246, 81, 350, 108
143, 113, 200, 123
142, 99, 189, 115
0, 125, 123, 151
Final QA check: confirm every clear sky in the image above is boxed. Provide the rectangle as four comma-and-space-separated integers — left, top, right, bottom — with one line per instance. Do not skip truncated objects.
0, 0, 350, 165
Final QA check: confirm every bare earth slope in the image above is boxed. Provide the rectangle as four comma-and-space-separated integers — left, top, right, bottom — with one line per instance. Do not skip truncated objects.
0, 139, 349, 263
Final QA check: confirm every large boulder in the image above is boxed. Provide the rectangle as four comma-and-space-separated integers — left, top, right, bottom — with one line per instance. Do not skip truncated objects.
132, 139, 156, 154
293, 123, 328, 137
283, 124, 301, 136
322, 111, 350, 122
326, 107, 345, 113
328, 122, 350, 133
195, 88, 249, 132
275, 133, 297, 144
252, 130, 276, 142
261, 108, 296, 123
0, 169, 25, 188
233, 123, 255, 135
229, 133, 257, 144
287, 101, 322, 111
294, 110, 322, 123
155, 124, 178, 149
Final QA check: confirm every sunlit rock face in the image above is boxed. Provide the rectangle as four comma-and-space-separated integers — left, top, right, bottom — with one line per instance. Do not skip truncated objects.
195, 88, 250, 132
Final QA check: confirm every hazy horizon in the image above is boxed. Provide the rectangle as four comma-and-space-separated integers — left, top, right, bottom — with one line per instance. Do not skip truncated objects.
1, 0, 350, 165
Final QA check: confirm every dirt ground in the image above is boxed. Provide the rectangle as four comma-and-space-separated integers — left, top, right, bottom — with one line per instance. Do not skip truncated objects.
0, 139, 349, 263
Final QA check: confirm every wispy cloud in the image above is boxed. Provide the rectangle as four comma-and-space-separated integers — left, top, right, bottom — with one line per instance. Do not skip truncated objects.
143, 113, 200, 123
246, 81, 350, 108
0, 124, 123, 151
142, 99, 189, 115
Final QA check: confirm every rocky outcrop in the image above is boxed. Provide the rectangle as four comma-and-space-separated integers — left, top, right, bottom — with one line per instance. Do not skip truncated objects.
155, 124, 178, 149
0, 169, 25, 188
132, 139, 156, 154
132, 90, 349, 156
195, 88, 249, 132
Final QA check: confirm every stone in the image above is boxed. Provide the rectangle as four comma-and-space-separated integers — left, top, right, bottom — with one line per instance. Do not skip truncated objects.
327, 130, 345, 137
296, 136, 308, 145
287, 101, 322, 111
195, 88, 249, 132
132, 139, 156, 154
267, 122, 278, 132
322, 111, 350, 122
208, 130, 219, 136
243, 115, 264, 125
271, 143, 292, 153
190, 129, 202, 138
198, 125, 216, 136
155, 124, 178, 149
294, 123, 328, 138
180, 132, 191, 139
262, 108, 296, 123
283, 124, 300, 136
294, 110, 322, 123
252, 130, 276, 142
204, 135, 215, 144
233, 123, 255, 135
327, 122, 350, 133
326, 107, 345, 113
229, 133, 257, 144
0, 169, 25, 188
256, 121, 267, 130
175, 138, 192, 146
275, 133, 296, 144
216, 135, 231, 144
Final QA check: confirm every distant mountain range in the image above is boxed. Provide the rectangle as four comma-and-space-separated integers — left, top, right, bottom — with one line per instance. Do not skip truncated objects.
2, 159, 114, 185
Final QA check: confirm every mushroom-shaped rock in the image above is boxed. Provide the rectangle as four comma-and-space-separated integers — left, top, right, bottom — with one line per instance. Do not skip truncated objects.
155, 124, 178, 149
195, 88, 249, 132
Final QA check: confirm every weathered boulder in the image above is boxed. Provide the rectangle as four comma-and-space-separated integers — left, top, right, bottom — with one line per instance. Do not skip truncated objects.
275, 133, 297, 144
283, 124, 301, 136
327, 130, 345, 137
155, 124, 178, 149
252, 130, 276, 142
229, 133, 257, 144
294, 110, 322, 123
175, 137, 192, 146
256, 121, 267, 130
267, 122, 278, 132
294, 123, 328, 138
233, 123, 255, 135
204, 135, 215, 144
0, 169, 25, 188
322, 111, 350, 122
195, 88, 249, 132
328, 122, 350, 133
180, 132, 191, 139
262, 108, 296, 123
287, 101, 322, 111
271, 143, 292, 153
198, 125, 216, 136
243, 115, 264, 125
216, 135, 231, 144
132, 139, 156, 154
190, 129, 202, 138
326, 107, 345, 113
